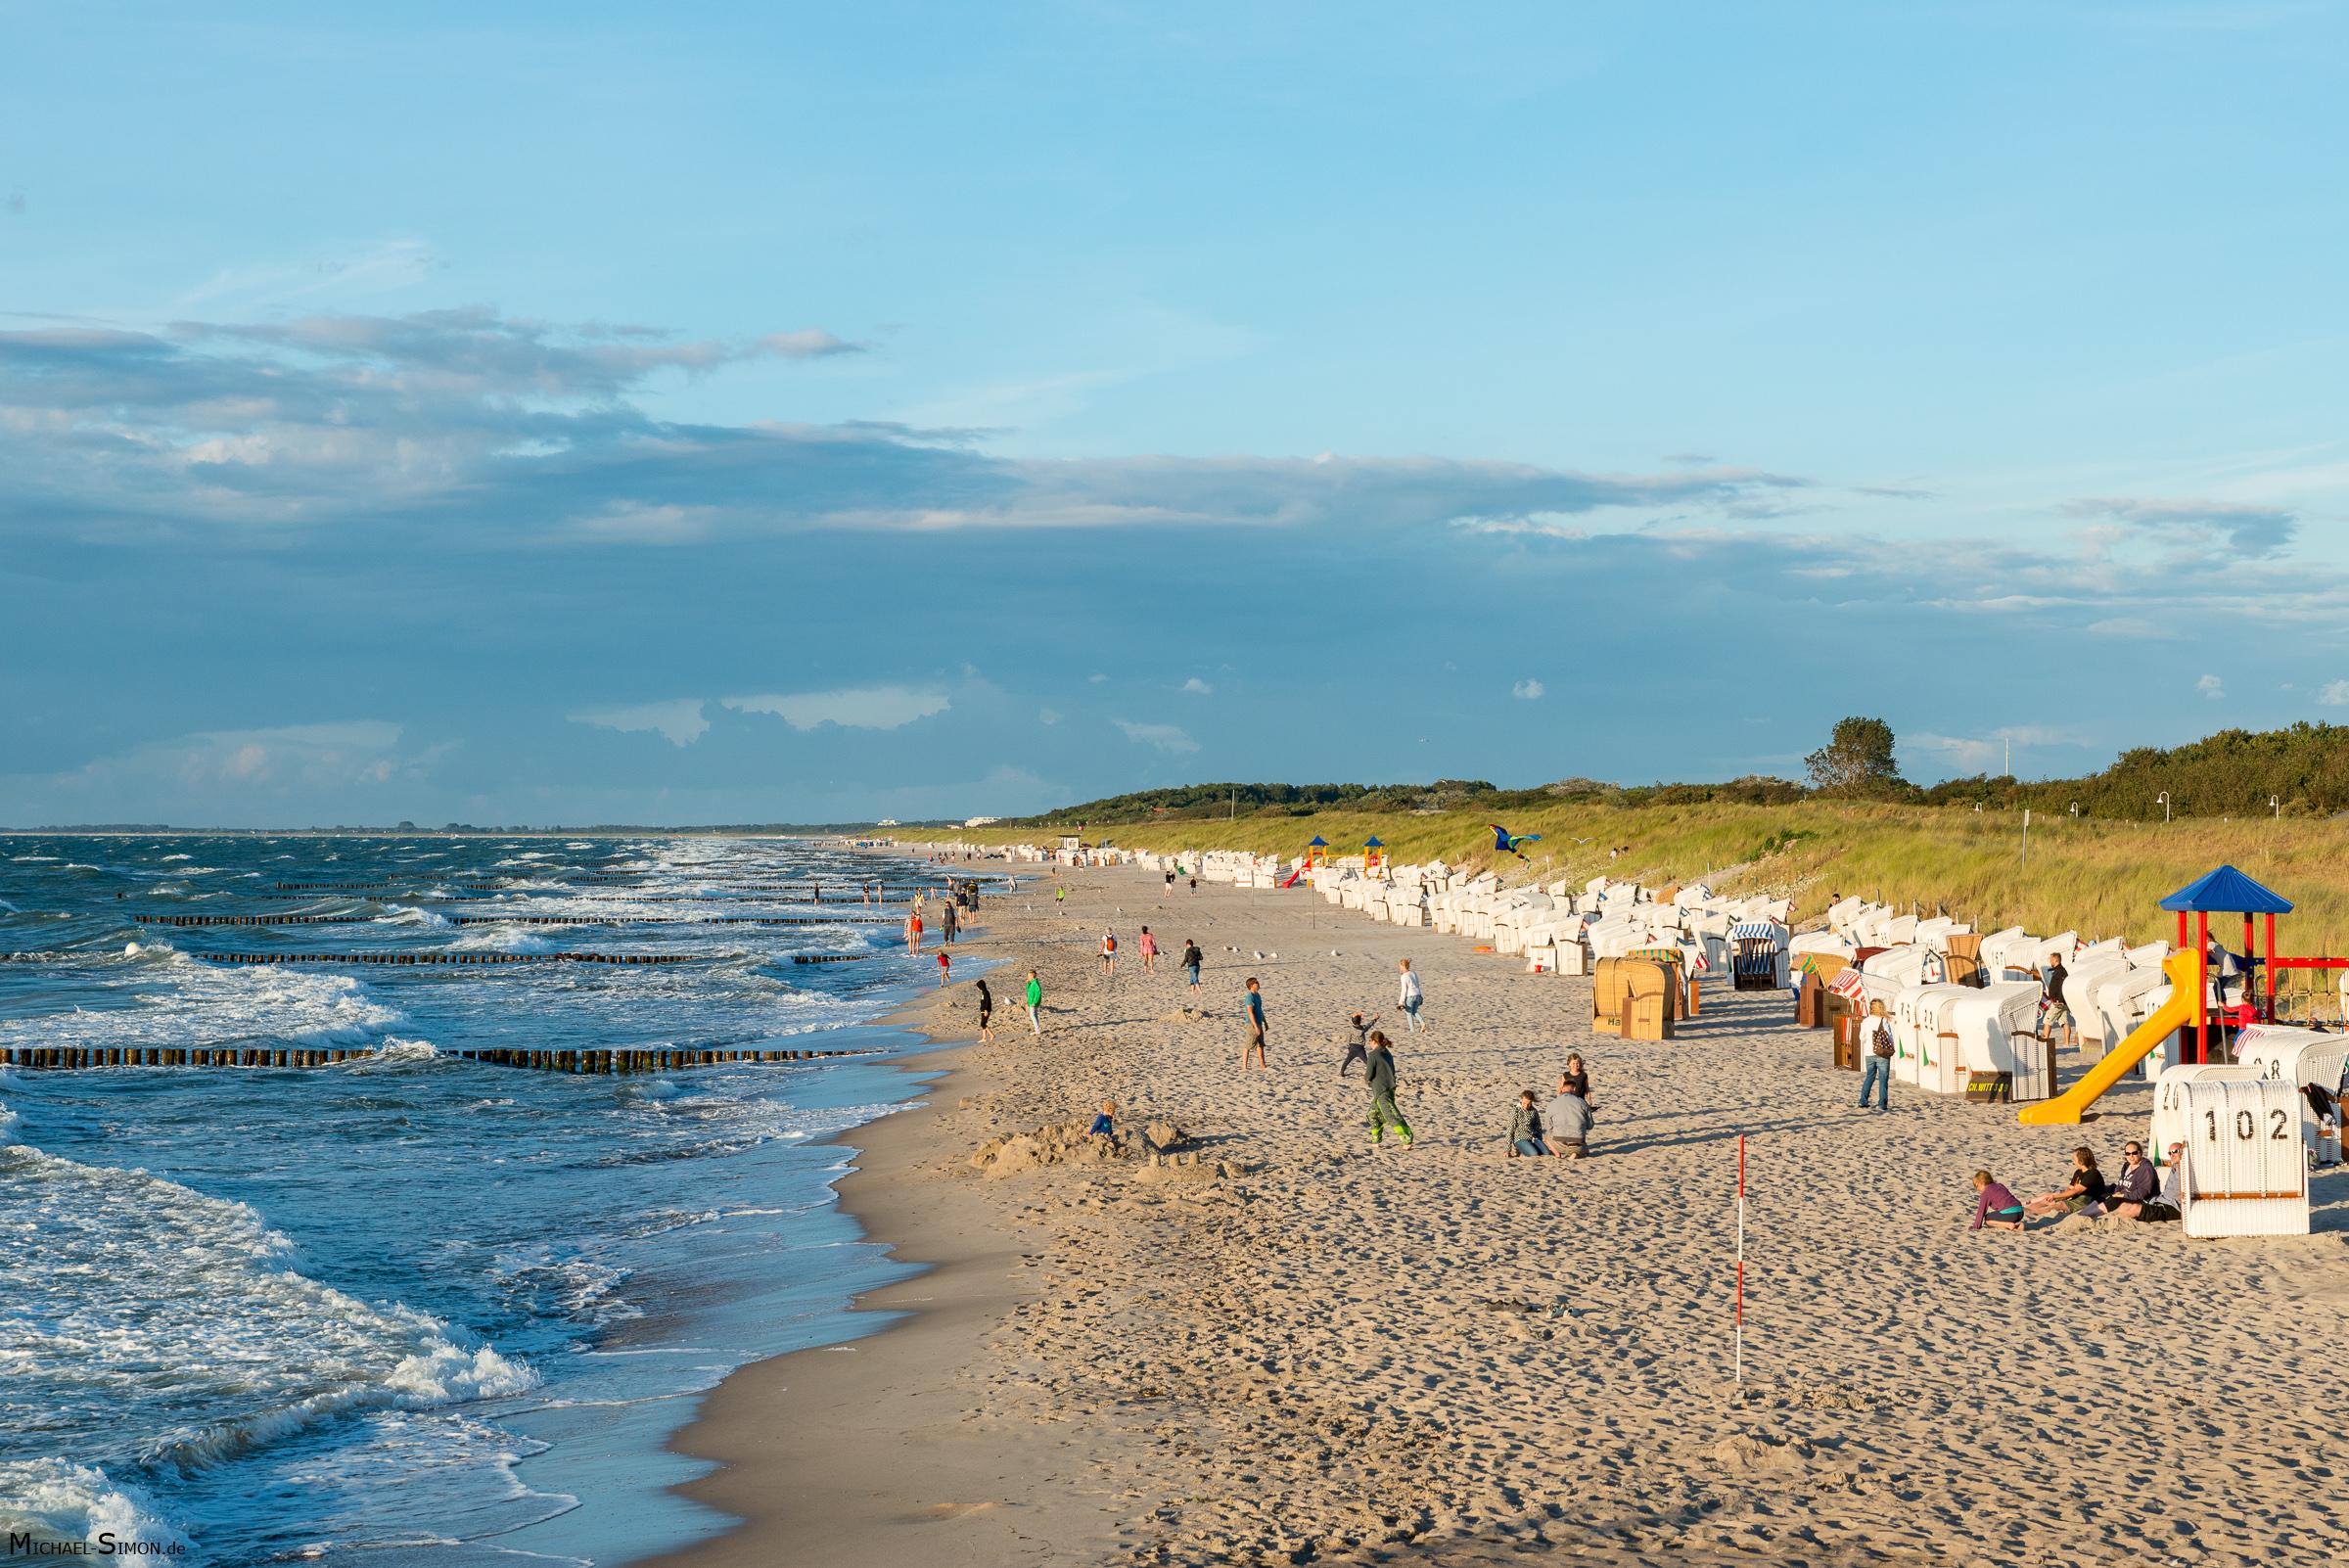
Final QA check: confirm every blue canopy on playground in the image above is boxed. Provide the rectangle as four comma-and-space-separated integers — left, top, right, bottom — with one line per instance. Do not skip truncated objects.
1307, 836, 1327, 847
1363, 836, 1384, 848
2158, 864, 2294, 914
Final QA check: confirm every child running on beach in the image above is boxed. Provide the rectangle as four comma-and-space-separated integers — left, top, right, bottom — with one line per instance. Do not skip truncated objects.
1242, 977, 1268, 1070
1340, 1010, 1379, 1078
936, 949, 950, 988
1364, 1030, 1410, 1147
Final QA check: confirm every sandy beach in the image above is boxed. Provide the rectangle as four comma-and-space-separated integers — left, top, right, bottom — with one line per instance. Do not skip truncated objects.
645, 861, 2348, 1568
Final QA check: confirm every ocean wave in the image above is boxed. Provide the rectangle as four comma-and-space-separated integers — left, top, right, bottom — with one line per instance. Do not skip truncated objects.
0, 1460, 190, 1555
447, 925, 551, 954
377, 905, 449, 929
0, 1142, 538, 1485
0, 959, 401, 1053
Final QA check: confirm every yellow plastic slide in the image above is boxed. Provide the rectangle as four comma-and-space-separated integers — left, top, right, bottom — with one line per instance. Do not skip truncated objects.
2019, 950, 2200, 1126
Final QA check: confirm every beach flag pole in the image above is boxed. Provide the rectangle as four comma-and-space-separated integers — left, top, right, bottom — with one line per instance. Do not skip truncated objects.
1733, 1134, 1746, 1389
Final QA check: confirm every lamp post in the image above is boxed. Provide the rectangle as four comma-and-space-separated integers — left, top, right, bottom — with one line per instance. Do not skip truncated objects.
2069, 802, 2079, 820
2270, 795, 2280, 820
2157, 792, 2171, 823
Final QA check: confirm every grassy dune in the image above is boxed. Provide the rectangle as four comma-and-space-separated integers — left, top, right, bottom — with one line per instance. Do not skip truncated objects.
960, 803, 2349, 979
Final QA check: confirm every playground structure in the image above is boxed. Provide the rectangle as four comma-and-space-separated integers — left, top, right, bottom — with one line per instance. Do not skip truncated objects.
2021, 864, 2349, 1128
1363, 836, 1386, 875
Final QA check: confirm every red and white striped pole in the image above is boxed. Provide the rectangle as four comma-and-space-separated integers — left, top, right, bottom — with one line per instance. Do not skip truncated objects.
1733, 1133, 1747, 1388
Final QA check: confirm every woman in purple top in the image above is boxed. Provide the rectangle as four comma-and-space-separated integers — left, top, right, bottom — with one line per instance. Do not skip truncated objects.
1970, 1170, 2026, 1231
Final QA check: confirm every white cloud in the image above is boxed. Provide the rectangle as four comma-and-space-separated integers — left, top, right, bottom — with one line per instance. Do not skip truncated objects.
1087, 673, 1109, 683
1113, 719, 1199, 754
2085, 617, 2158, 638
16, 719, 450, 799
570, 699, 709, 748
1511, 678, 1545, 701
1037, 708, 1062, 725
2318, 681, 2349, 707
722, 686, 950, 731
1181, 677, 1214, 694
2197, 673, 2226, 700
1907, 725, 2089, 773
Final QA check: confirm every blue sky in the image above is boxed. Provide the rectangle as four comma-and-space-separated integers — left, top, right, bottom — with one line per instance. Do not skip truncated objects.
4, 1, 2347, 825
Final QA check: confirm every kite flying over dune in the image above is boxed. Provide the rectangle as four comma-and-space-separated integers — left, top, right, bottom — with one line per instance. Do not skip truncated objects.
1488, 824, 1543, 859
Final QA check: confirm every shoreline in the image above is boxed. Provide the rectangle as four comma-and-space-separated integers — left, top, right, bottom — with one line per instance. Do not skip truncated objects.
635, 899, 1129, 1568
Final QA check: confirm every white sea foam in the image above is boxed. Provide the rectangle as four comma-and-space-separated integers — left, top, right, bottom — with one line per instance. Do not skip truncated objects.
0, 1459, 190, 1554
447, 925, 550, 954
0, 958, 401, 1053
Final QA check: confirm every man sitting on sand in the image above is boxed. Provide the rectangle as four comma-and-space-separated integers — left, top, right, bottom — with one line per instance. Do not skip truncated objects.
1507, 1089, 1545, 1157
1970, 1171, 2027, 1231
1543, 1082, 1591, 1158
2137, 1142, 2186, 1222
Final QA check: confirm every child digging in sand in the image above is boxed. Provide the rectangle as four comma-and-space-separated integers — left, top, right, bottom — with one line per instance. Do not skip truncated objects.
1970, 1171, 2027, 1232
1088, 1099, 1116, 1137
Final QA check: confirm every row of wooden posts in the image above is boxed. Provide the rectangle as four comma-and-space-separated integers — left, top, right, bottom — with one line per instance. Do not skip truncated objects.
193, 950, 705, 967
0, 1044, 882, 1072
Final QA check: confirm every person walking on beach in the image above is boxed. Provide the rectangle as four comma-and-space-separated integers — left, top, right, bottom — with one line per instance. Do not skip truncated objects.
1860, 1004, 1893, 1112
936, 948, 951, 988
1055, 884, 1067, 910
1100, 930, 1118, 982
975, 978, 994, 1044
1181, 939, 1203, 992
1340, 1010, 1379, 1078
1165, 869, 1176, 899
941, 899, 958, 945
1243, 977, 1268, 1070
1024, 969, 1044, 1037
1137, 926, 1158, 975
1397, 958, 1425, 1032
905, 909, 925, 957
1188, 876, 1198, 896
1364, 1030, 1410, 1147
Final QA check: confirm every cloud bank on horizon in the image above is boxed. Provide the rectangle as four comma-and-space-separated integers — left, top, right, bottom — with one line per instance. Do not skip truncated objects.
2, 3, 2346, 825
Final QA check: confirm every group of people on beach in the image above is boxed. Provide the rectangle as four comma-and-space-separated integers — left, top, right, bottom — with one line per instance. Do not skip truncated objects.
1971, 1135, 2182, 1231
1505, 1056, 1596, 1159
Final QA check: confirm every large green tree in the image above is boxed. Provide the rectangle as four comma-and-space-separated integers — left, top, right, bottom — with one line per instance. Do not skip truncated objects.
1806, 715, 1907, 796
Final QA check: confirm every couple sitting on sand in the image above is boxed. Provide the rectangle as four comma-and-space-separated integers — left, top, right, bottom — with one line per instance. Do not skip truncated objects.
1507, 1054, 1594, 1160
1970, 1137, 2181, 1231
